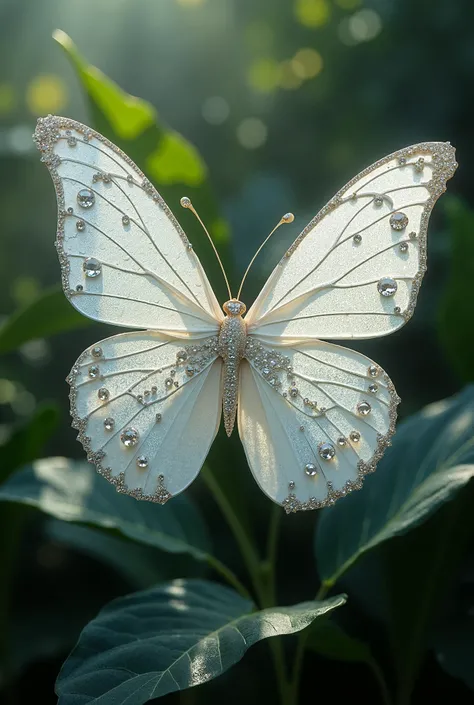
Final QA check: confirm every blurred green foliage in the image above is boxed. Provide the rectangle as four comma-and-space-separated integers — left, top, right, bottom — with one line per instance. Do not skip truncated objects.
1, 1, 474, 704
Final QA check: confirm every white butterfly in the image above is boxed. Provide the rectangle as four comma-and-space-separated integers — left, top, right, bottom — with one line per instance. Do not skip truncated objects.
34, 115, 457, 512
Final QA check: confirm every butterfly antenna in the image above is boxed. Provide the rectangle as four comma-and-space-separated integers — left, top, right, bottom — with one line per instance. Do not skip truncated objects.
180, 196, 233, 300
236, 213, 294, 300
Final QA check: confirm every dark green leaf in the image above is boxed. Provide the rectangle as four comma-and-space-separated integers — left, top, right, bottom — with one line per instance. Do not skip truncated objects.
438, 197, 474, 382
316, 386, 474, 586
53, 30, 232, 302
307, 618, 372, 663
0, 457, 210, 561
434, 617, 474, 692
56, 579, 345, 704
0, 286, 91, 354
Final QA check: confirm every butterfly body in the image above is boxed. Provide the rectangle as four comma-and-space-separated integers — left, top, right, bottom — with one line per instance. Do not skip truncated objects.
219, 300, 247, 436
34, 114, 457, 512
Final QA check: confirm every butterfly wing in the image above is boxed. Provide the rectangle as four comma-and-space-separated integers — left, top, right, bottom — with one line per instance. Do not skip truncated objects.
69, 332, 222, 502
240, 142, 456, 511
35, 115, 224, 501
245, 142, 457, 341
34, 115, 222, 337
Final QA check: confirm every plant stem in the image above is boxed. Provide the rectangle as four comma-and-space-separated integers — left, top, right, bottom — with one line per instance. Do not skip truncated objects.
370, 659, 393, 705
206, 554, 252, 601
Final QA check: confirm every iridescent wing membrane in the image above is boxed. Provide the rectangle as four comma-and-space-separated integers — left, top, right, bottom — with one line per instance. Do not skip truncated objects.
34, 116, 223, 502
240, 143, 457, 510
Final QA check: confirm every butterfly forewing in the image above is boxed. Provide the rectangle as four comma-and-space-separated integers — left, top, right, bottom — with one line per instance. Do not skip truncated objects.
246, 142, 457, 341
34, 115, 222, 336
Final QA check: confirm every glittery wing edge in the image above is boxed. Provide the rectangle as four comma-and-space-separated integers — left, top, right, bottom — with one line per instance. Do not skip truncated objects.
69, 331, 223, 502
34, 115, 223, 337
238, 339, 399, 512
245, 142, 457, 342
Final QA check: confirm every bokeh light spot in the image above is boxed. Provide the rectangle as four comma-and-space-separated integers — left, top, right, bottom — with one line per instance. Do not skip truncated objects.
247, 58, 281, 94
292, 48, 323, 79
237, 118, 268, 149
202, 96, 230, 125
26, 74, 68, 115
348, 9, 382, 42
11, 277, 41, 307
295, 0, 330, 28
0, 84, 15, 114
279, 61, 303, 90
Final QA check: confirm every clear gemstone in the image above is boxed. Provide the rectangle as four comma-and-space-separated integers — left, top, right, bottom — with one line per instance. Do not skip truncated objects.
83, 258, 102, 278
350, 430, 361, 442
91, 346, 103, 358
409, 231, 417, 239
226, 301, 243, 315
289, 481, 296, 490
357, 401, 371, 416
156, 413, 162, 422
76, 284, 83, 292
399, 242, 408, 253
98, 387, 109, 401
122, 215, 130, 226
304, 463, 318, 476
377, 277, 398, 297
76, 219, 85, 231
185, 365, 195, 377
104, 417, 115, 431
121, 427, 139, 447
374, 195, 384, 207
337, 436, 347, 446
165, 378, 173, 388
88, 365, 100, 378
177, 350, 187, 363
289, 387, 298, 398
299, 425, 305, 431
398, 156, 407, 165
390, 212, 408, 231
394, 306, 401, 315
368, 383, 378, 394
136, 455, 149, 469
353, 234, 362, 244
77, 189, 95, 208
368, 365, 379, 377
318, 442, 336, 460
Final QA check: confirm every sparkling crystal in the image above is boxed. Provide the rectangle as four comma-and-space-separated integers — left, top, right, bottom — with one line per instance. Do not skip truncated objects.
156, 413, 162, 422
350, 430, 361, 442
398, 156, 407, 165
399, 242, 408, 253
104, 417, 115, 431
76, 284, 83, 292
337, 436, 347, 447
77, 189, 95, 208
414, 157, 425, 172
91, 346, 103, 358
136, 455, 149, 469
368, 383, 379, 394
368, 365, 379, 377
226, 301, 243, 315
377, 277, 398, 297
304, 463, 318, 476
98, 387, 109, 401
165, 378, 173, 388
318, 442, 336, 460
289, 481, 296, 490
122, 215, 130, 226
357, 401, 371, 416
121, 427, 139, 447
289, 387, 298, 398
353, 234, 362, 244
299, 425, 305, 432
76, 219, 85, 231
88, 365, 100, 378
67, 207, 73, 214
177, 350, 187, 363
83, 258, 102, 278
374, 195, 384, 207
394, 306, 401, 315
185, 365, 195, 377
409, 231, 417, 239
390, 212, 408, 231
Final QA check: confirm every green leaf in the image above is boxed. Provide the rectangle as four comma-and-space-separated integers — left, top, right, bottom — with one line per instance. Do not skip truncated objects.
0, 457, 210, 560
307, 619, 372, 663
434, 617, 474, 692
0, 403, 59, 483
0, 286, 90, 354
53, 30, 232, 301
56, 579, 345, 704
438, 197, 474, 382
316, 386, 474, 586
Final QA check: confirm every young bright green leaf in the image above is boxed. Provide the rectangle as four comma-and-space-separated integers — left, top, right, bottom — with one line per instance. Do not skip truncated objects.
53, 30, 232, 302
438, 197, 474, 382
55, 579, 345, 704
0, 287, 90, 354
316, 386, 474, 586
0, 458, 211, 561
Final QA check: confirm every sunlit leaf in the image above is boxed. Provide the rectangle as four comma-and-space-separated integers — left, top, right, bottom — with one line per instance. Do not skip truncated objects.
53, 30, 232, 301
0, 286, 91, 354
56, 579, 345, 703
316, 387, 474, 586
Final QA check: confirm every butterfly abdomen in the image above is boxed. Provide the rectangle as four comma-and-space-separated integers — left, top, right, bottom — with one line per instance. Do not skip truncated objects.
219, 305, 247, 436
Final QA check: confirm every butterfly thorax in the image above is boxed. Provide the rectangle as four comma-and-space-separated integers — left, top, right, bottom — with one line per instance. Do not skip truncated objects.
219, 300, 247, 436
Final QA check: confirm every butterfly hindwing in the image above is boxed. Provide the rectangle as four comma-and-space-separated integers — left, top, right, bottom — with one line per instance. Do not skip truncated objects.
69, 332, 222, 502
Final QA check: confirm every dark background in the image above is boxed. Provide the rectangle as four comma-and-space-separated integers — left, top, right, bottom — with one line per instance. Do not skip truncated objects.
0, 0, 473, 703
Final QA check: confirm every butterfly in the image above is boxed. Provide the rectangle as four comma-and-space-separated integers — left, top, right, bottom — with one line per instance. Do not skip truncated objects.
34, 115, 457, 512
